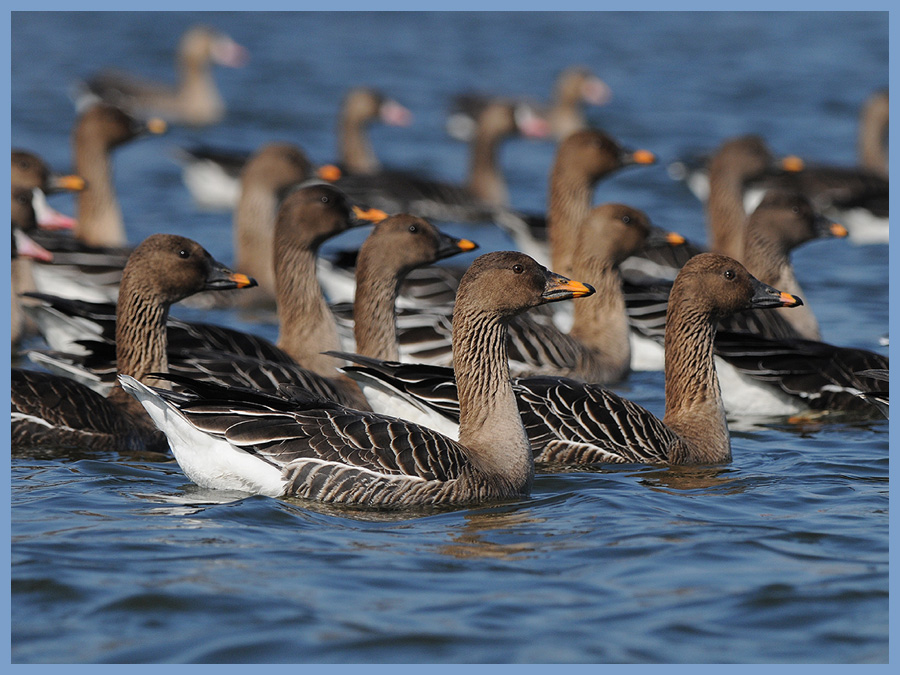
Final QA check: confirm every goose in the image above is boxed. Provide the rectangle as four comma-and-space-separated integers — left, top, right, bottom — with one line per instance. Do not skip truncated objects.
26, 104, 167, 303
11, 150, 85, 230
11, 234, 256, 452
446, 66, 611, 142
670, 97, 889, 245
626, 190, 848, 350
340, 253, 806, 456
120, 251, 595, 506
28, 103, 166, 253
175, 87, 410, 211
73, 25, 248, 127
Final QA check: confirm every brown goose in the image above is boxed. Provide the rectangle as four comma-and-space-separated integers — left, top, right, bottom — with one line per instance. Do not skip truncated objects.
337, 87, 413, 175
858, 89, 889, 177
545, 66, 613, 140
11, 234, 256, 452
705, 135, 804, 263
740, 190, 847, 340
175, 86, 407, 211
341, 254, 802, 462
446, 66, 611, 142
26, 105, 167, 303
74, 25, 247, 127
11, 150, 84, 229
120, 251, 595, 507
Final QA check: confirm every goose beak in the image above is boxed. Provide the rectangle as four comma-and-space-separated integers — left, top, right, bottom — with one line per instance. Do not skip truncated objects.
627, 148, 657, 165
646, 225, 686, 247
352, 205, 389, 223
749, 277, 803, 309
437, 234, 479, 260
204, 262, 258, 291
542, 272, 596, 303
781, 155, 804, 172
317, 164, 342, 182
47, 173, 86, 192
14, 228, 54, 262
145, 118, 168, 135
380, 99, 413, 127
829, 222, 849, 238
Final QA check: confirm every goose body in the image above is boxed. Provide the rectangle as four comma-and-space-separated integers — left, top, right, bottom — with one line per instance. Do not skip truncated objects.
73, 25, 247, 127
122, 252, 595, 507
12, 234, 256, 452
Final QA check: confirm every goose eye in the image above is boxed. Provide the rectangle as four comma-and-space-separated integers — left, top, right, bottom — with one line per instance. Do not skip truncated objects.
178, 249, 190, 259
408, 224, 418, 233
622, 215, 631, 224
512, 264, 524, 274
320, 195, 329, 204
723, 269, 735, 281
792, 206, 800, 214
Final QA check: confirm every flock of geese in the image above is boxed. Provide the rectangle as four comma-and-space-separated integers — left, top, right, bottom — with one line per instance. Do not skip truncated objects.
10, 25, 890, 509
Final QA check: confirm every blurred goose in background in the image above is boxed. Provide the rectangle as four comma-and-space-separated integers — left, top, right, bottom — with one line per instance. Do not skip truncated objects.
11, 150, 85, 230
669, 93, 889, 244
73, 25, 248, 127
27, 104, 167, 302
11, 234, 256, 453
175, 86, 410, 211
120, 251, 595, 506
447, 66, 611, 142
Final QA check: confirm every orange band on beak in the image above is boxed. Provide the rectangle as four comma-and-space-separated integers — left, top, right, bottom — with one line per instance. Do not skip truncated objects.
317, 165, 342, 182
229, 273, 255, 288
353, 205, 389, 223
631, 149, 656, 165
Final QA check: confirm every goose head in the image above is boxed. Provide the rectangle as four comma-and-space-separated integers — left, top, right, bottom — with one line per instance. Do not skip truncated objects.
361, 214, 477, 274
274, 183, 387, 251
456, 251, 595, 320
673, 252, 802, 320
120, 234, 256, 304
74, 103, 167, 151
556, 128, 656, 180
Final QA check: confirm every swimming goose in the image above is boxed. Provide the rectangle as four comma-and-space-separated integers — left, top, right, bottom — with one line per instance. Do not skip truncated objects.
11, 234, 256, 452
73, 25, 248, 127
11, 150, 85, 230
175, 87, 407, 211
672, 102, 889, 245
739, 190, 847, 340
26, 105, 167, 303
333, 98, 549, 223
447, 66, 611, 142
341, 254, 803, 460
120, 251, 595, 506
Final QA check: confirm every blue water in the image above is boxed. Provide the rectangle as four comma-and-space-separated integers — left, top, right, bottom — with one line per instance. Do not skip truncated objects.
9, 11, 889, 663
